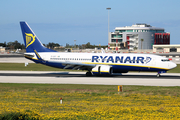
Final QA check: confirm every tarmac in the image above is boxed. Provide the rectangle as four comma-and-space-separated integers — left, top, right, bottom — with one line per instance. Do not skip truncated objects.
0, 71, 179, 86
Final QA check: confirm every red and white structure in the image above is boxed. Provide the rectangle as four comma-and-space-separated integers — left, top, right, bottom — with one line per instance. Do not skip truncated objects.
109, 23, 170, 50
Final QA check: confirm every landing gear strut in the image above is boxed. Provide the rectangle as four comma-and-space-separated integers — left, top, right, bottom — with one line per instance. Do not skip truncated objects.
157, 73, 161, 77
157, 71, 166, 77
86, 71, 92, 76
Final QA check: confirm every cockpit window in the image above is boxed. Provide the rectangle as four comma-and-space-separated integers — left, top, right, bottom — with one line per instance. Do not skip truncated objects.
161, 59, 170, 62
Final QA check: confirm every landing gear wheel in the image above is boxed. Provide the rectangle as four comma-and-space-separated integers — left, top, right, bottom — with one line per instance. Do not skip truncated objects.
86, 72, 92, 76
157, 74, 161, 77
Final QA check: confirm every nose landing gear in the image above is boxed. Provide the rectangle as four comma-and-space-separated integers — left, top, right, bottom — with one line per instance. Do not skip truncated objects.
157, 73, 161, 77
157, 71, 166, 77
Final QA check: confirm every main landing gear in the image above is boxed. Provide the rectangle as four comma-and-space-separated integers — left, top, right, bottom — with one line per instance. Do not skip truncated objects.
86, 71, 92, 76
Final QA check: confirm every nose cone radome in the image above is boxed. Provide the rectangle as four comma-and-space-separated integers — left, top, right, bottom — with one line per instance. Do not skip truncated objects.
169, 62, 177, 69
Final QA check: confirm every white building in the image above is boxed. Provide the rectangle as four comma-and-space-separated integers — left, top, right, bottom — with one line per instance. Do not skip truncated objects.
0, 46, 5, 52
109, 23, 170, 50
153, 45, 180, 52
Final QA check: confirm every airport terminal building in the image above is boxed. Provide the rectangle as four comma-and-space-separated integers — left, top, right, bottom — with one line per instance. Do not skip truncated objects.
109, 23, 170, 50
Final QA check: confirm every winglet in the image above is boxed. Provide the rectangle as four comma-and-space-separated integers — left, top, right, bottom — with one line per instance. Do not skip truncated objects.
34, 49, 43, 60
101, 48, 105, 53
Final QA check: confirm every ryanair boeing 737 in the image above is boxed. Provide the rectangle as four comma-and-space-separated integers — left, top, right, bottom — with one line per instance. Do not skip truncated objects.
20, 21, 177, 77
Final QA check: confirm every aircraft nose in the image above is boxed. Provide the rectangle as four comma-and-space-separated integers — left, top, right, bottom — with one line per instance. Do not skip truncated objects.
169, 62, 177, 69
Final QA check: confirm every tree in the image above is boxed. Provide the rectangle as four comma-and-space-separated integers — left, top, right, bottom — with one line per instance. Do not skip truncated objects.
13, 40, 22, 49
7, 42, 14, 49
0, 42, 6, 47
85, 42, 95, 48
6, 40, 25, 49
46, 42, 60, 49
21, 44, 25, 49
134, 47, 137, 50
65, 43, 74, 48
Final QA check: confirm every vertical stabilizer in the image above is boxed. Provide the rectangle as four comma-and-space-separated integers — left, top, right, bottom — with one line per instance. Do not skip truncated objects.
20, 21, 57, 53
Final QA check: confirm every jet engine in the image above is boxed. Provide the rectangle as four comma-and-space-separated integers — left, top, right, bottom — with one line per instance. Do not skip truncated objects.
92, 65, 113, 75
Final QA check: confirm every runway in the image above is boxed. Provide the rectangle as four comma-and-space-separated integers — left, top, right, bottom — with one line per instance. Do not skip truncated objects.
0, 57, 34, 63
0, 71, 180, 86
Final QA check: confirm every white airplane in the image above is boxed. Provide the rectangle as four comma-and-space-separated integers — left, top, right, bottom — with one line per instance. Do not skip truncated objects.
20, 21, 177, 77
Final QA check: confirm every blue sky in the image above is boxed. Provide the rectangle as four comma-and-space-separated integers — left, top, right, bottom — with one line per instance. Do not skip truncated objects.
0, 0, 180, 46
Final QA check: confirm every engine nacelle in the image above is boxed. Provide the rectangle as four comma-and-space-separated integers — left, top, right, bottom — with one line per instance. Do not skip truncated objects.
92, 65, 113, 75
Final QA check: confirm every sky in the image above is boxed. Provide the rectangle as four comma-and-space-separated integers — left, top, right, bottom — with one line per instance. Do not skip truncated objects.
0, 0, 180, 46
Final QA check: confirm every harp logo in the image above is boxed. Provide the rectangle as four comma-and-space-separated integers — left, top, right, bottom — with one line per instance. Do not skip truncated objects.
144, 57, 152, 64
25, 33, 36, 48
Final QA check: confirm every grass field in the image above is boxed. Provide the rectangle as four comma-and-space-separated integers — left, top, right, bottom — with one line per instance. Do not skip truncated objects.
0, 63, 179, 119
0, 63, 179, 73
0, 63, 80, 71
1, 83, 180, 119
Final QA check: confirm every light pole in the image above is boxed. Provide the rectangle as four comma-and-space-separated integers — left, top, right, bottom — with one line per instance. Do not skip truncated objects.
106, 8, 111, 45
74, 40, 76, 49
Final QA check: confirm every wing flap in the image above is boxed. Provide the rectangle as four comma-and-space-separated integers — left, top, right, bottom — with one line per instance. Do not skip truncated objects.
49, 60, 95, 70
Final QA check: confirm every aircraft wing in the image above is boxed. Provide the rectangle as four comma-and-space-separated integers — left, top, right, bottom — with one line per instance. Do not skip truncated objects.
49, 60, 96, 70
